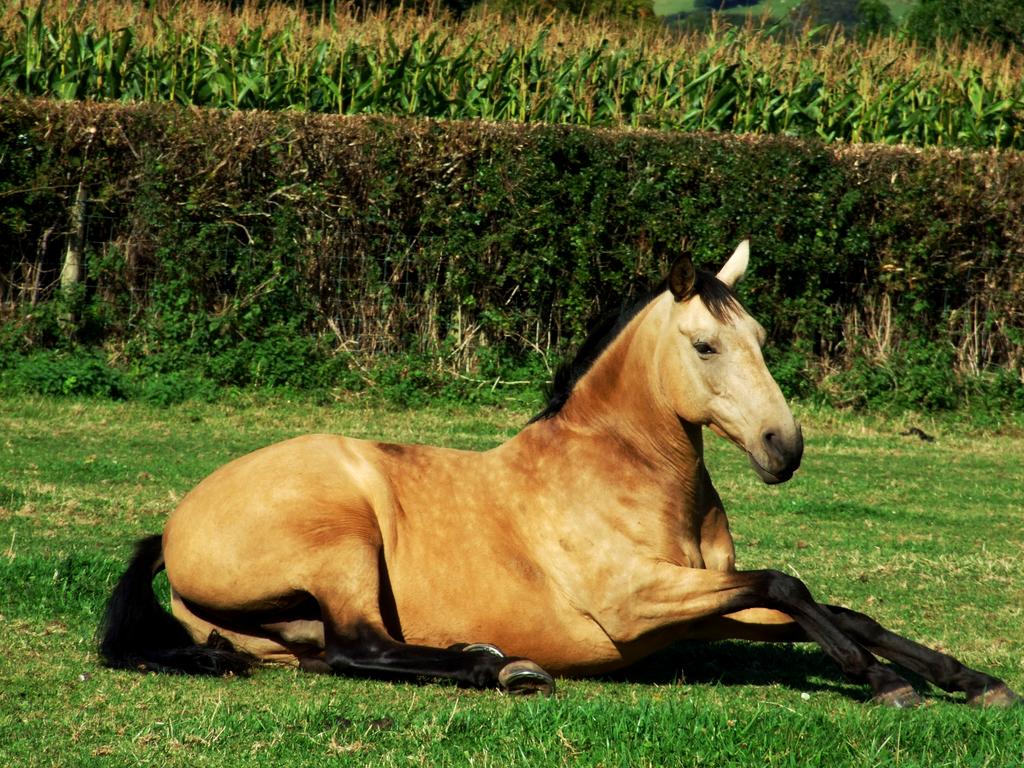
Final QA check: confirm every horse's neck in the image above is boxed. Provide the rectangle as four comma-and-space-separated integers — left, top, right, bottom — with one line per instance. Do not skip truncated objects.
508, 298, 710, 565
547, 296, 703, 480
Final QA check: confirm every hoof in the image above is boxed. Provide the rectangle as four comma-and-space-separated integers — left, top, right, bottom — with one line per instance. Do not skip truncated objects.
498, 660, 555, 696
873, 685, 922, 709
462, 643, 506, 658
967, 684, 1022, 708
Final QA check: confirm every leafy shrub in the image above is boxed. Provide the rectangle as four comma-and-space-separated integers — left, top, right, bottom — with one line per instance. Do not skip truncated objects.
826, 337, 962, 412
1, 101, 1022, 413
134, 371, 219, 407
765, 342, 817, 401
366, 353, 448, 408
5, 350, 128, 398
962, 368, 1024, 417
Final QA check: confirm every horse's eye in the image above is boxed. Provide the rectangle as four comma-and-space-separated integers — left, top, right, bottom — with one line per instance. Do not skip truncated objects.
693, 341, 716, 356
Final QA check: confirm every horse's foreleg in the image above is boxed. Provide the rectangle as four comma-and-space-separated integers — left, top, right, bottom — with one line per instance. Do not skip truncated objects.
821, 605, 1020, 707
676, 571, 1022, 707
626, 567, 919, 705
690, 604, 1020, 706
731, 570, 924, 706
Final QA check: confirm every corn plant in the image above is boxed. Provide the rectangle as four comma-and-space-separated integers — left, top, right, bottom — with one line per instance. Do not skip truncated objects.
1, 1, 1022, 149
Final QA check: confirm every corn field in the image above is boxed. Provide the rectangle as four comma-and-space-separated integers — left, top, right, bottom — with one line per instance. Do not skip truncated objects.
2, 0, 1023, 149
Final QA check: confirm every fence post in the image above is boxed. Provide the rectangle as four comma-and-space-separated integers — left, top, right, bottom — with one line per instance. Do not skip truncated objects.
59, 126, 96, 332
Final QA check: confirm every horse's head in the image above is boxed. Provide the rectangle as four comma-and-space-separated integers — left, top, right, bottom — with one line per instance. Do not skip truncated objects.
659, 241, 803, 484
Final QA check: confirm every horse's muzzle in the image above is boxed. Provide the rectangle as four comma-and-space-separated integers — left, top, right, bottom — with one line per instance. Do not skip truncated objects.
748, 424, 803, 484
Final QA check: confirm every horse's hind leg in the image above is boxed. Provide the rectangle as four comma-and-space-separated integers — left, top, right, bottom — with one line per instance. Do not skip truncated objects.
309, 540, 554, 694
319, 624, 554, 694
171, 591, 317, 666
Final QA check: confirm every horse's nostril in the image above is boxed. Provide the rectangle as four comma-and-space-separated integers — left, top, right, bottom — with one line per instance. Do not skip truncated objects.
762, 431, 788, 465
761, 428, 803, 473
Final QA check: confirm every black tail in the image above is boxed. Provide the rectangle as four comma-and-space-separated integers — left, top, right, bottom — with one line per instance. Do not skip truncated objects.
98, 535, 255, 676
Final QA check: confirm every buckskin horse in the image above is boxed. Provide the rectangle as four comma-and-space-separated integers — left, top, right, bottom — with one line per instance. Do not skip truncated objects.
100, 242, 1020, 707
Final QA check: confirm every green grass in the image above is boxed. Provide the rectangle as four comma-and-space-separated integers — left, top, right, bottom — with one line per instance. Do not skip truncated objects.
654, 0, 799, 17
1, 395, 1023, 766
654, 0, 918, 22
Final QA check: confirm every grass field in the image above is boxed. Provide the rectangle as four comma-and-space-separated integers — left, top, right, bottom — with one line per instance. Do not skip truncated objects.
1, 395, 1022, 766
654, 0, 918, 21
655, 0, 805, 18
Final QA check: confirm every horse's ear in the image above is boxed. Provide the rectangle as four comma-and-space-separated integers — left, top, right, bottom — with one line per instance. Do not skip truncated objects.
716, 240, 750, 288
668, 254, 696, 302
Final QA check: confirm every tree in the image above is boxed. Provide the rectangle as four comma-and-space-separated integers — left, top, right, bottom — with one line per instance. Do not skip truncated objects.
905, 0, 1024, 49
855, 0, 894, 39
695, 0, 759, 10
790, 0, 860, 32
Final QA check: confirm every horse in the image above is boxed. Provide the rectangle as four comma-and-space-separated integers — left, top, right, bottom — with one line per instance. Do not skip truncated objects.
99, 241, 1020, 707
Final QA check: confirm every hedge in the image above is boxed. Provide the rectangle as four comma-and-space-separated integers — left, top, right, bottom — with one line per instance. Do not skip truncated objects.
1, 98, 1022, 410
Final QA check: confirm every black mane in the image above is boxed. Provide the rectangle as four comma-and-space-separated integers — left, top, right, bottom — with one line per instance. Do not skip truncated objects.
528, 270, 740, 423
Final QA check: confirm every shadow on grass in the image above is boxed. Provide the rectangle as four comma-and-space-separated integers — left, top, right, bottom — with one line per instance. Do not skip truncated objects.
604, 640, 917, 702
